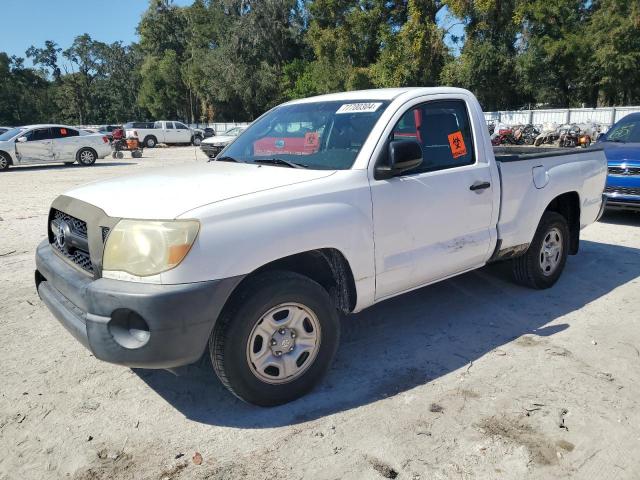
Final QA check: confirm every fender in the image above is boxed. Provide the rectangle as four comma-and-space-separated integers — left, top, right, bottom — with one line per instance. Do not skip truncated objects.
166, 170, 377, 310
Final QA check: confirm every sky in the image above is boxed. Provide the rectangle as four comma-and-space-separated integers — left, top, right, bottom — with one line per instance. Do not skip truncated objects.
0, 0, 191, 61
1, 0, 464, 62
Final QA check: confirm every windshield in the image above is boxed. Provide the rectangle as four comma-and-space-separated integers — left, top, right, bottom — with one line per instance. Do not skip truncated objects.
222, 100, 390, 170
0, 127, 26, 141
604, 117, 640, 143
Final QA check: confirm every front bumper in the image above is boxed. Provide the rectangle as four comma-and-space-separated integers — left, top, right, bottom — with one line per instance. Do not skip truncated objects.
604, 193, 640, 211
200, 144, 224, 158
35, 240, 242, 369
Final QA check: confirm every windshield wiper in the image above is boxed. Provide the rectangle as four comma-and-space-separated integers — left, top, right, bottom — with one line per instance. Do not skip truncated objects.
254, 158, 308, 169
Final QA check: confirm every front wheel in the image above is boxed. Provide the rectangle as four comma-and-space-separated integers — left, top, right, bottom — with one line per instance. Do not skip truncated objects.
0, 152, 11, 170
210, 271, 340, 406
512, 211, 569, 289
77, 148, 96, 166
192, 135, 202, 146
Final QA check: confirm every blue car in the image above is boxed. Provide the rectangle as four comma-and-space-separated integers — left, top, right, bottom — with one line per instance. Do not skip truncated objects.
600, 113, 640, 211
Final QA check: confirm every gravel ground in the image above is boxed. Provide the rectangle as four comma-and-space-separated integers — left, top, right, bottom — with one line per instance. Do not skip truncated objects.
1, 147, 639, 480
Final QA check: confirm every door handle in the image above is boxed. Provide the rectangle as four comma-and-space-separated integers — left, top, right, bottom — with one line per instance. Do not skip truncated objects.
470, 181, 491, 191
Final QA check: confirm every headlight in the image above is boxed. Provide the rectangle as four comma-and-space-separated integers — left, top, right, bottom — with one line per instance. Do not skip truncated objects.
103, 220, 200, 277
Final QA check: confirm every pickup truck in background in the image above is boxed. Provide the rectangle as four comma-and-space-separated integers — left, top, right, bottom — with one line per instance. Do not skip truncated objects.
35, 88, 607, 406
125, 121, 204, 148
597, 112, 640, 211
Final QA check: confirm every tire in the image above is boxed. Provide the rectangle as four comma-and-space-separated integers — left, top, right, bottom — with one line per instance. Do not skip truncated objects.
192, 135, 202, 146
512, 211, 570, 289
77, 148, 97, 166
131, 150, 142, 159
116, 151, 124, 159
0, 152, 11, 170
144, 136, 157, 148
210, 271, 340, 406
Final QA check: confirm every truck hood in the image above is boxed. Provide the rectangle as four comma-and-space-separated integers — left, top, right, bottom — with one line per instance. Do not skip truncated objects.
601, 142, 640, 166
65, 162, 335, 219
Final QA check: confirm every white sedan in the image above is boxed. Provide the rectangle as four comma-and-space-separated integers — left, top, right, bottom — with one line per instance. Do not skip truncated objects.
200, 126, 247, 158
0, 124, 112, 171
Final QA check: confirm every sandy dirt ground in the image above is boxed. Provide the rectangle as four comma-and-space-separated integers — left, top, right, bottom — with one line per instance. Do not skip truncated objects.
1, 147, 639, 480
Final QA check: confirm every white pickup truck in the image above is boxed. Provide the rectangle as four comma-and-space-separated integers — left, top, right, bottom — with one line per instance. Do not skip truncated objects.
35, 88, 606, 406
125, 121, 204, 148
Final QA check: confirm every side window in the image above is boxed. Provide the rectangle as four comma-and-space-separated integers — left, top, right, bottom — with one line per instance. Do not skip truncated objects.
28, 128, 51, 141
153, 121, 162, 129
165, 122, 175, 129
51, 127, 79, 139
175, 122, 187, 129
391, 100, 475, 174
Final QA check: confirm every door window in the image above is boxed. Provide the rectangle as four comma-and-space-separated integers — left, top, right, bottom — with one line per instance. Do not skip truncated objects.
25, 128, 51, 141
390, 100, 475, 174
51, 127, 79, 138
175, 122, 188, 129
165, 122, 175, 129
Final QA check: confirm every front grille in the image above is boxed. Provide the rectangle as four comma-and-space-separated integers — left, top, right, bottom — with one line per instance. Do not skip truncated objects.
605, 186, 640, 196
608, 166, 640, 176
50, 209, 93, 274
53, 209, 87, 237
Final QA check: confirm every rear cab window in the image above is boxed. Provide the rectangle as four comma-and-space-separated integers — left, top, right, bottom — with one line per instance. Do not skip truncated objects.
391, 99, 475, 174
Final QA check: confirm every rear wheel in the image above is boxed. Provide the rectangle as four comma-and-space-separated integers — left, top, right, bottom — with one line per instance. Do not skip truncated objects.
210, 271, 340, 406
0, 152, 10, 170
144, 136, 157, 148
512, 211, 569, 289
77, 148, 96, 166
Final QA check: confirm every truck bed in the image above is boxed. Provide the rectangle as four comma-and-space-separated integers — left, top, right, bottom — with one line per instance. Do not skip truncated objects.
493, 145, 604, 162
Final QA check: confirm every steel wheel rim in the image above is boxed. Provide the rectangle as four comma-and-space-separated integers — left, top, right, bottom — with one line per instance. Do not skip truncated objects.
539, 227, 563, 276
194, 137, 201, 146
80, 150, 94, 164
246, 302, 321, 385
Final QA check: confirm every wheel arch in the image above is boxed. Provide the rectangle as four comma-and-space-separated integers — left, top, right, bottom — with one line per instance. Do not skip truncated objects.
543, 191, 580, 255
227, 248, 357, 314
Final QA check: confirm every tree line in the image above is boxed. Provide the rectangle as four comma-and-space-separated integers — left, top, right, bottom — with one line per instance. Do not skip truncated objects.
1, 0, 638, 126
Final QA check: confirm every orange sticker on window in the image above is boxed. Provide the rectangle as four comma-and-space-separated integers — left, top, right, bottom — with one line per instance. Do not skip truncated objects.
60, 128, 67, 136
448, 131, 467, 158
304, 131, 319, 148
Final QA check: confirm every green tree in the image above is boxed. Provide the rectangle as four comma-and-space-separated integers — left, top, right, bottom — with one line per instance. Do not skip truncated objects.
587, 0, 640, 105
441, 0, 523, 110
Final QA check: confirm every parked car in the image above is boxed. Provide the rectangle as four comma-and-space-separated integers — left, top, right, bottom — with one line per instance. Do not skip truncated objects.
200, 126, 246, 158
598, 112, 640, 211
0, 125, 111, 170
124, 121, 204, 148
203, 127, 215, 138
35, 88, 606, 406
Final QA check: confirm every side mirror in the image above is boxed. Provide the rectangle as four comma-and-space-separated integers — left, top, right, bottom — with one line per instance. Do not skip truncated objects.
375, 140, 423, 180
16, 136, 27, 143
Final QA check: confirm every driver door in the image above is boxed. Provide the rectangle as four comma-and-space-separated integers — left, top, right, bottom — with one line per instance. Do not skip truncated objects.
15, 128, 54, 163
370, 98, 495, 300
